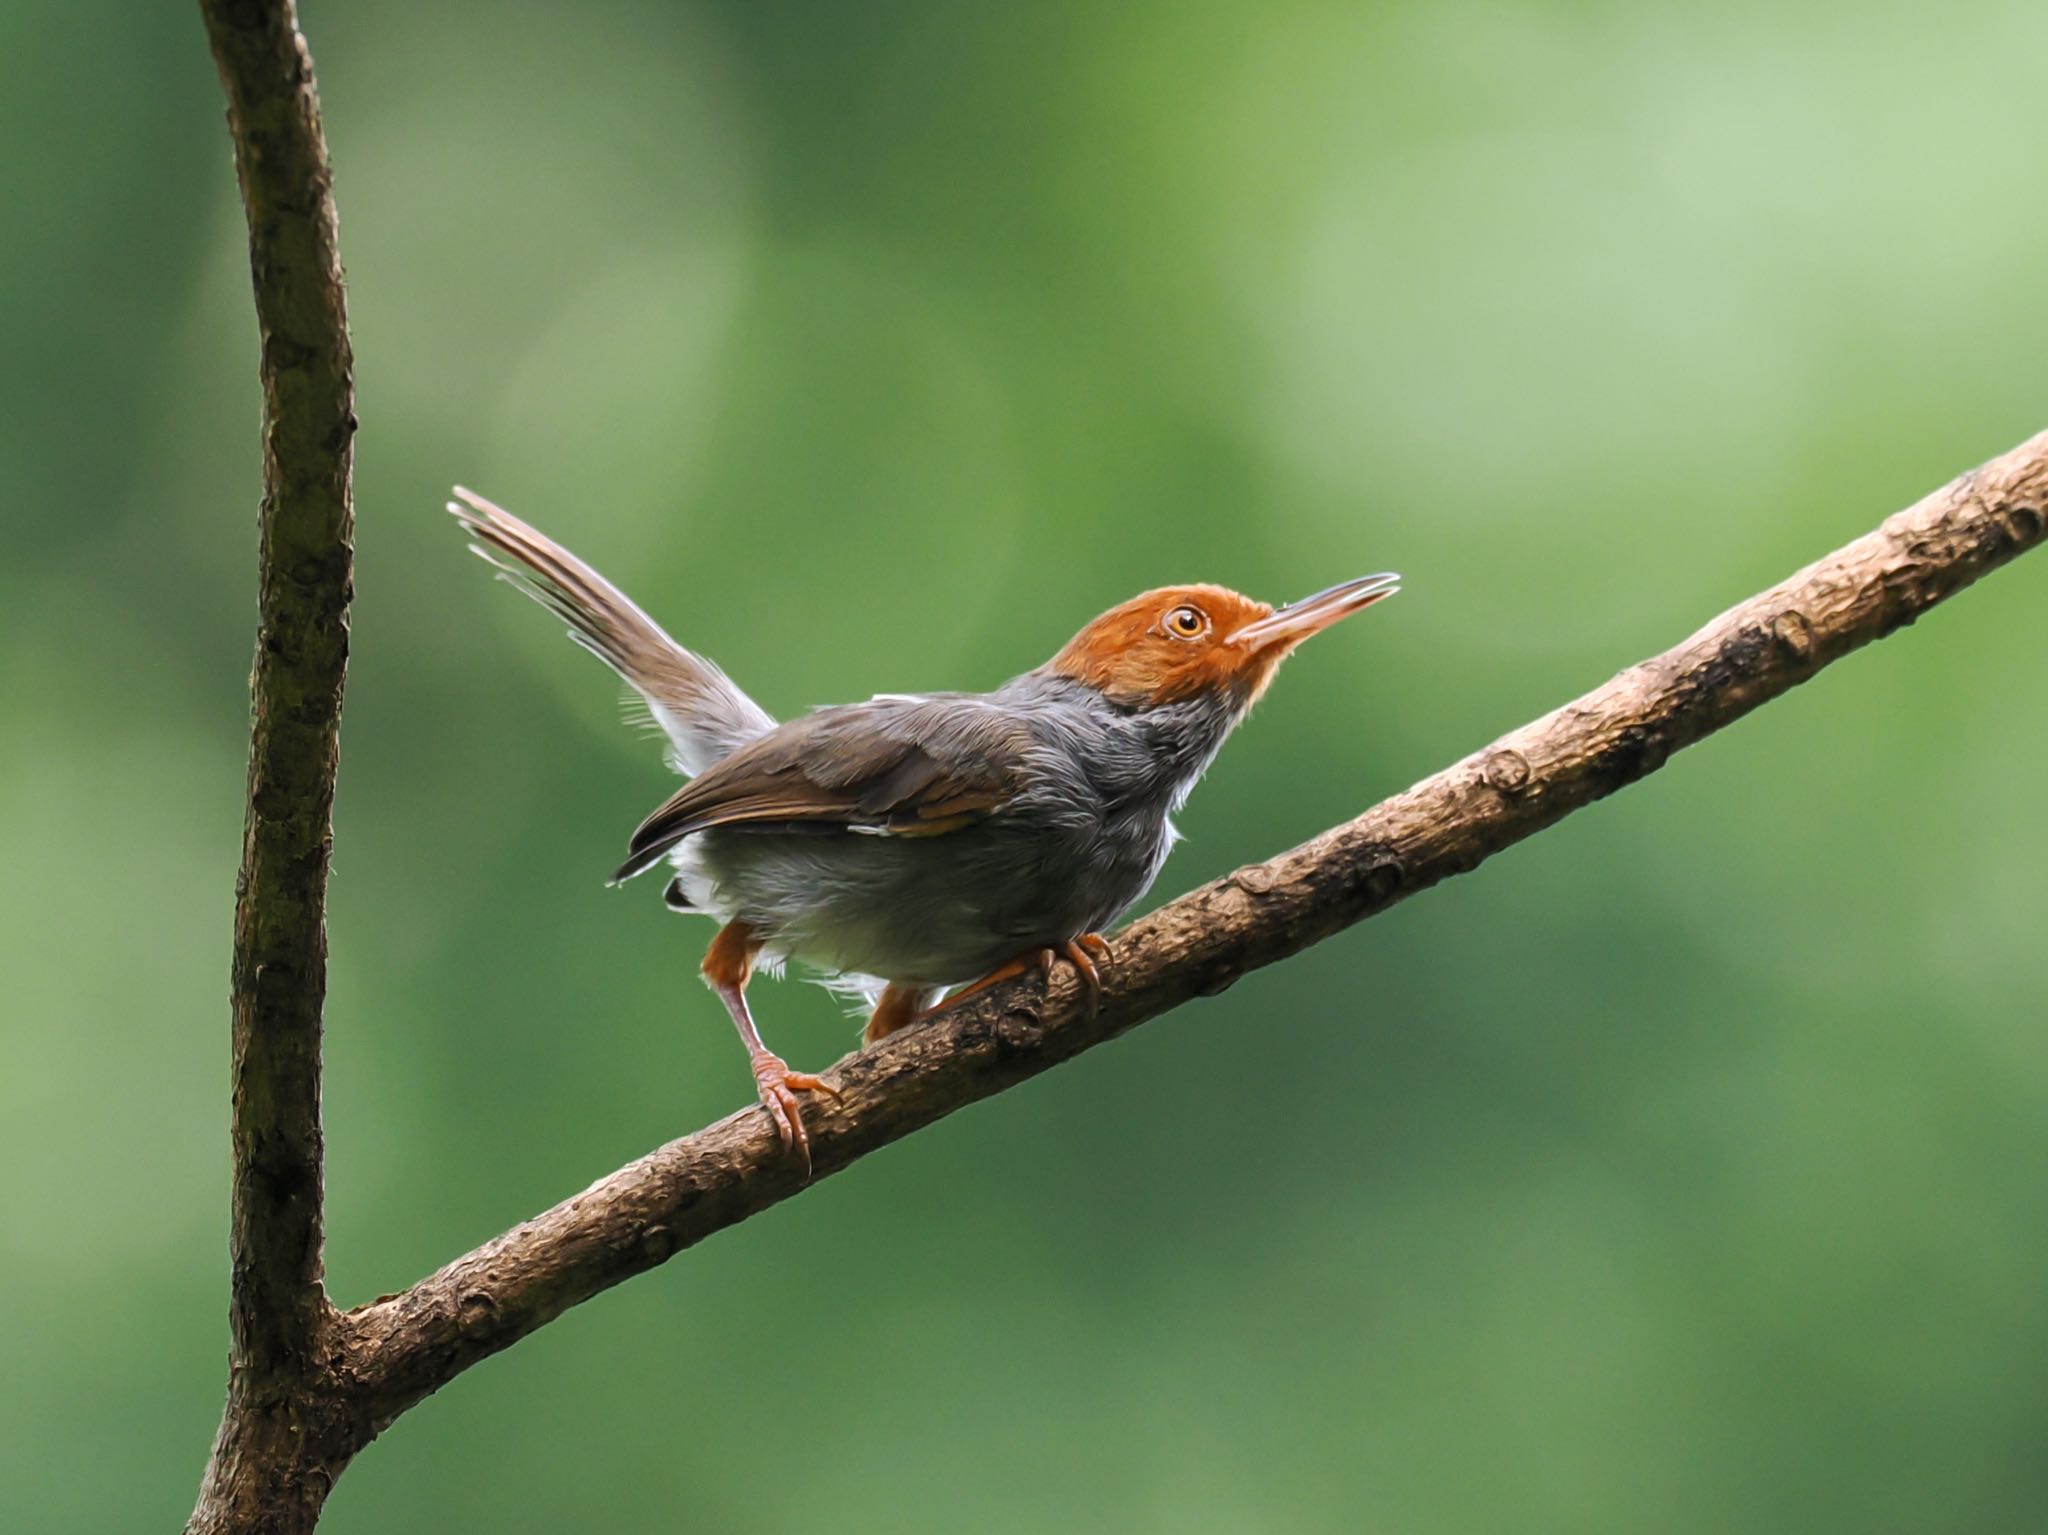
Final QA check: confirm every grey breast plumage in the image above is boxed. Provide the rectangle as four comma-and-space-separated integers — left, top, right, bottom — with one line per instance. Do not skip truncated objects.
638, 674, 1250, 988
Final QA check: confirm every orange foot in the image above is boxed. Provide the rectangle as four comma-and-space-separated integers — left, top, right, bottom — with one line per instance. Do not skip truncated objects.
1063, 933, 1110, 1012
922, 933, 1113, 1019
750, 1051, 841, 1172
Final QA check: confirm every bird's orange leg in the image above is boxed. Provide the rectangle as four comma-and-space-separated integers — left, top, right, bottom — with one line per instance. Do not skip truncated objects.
864, 981, 940, 1045
919, 947, 1057, 1018
920, 933, 1113, 1020
701, 919, 839, 1171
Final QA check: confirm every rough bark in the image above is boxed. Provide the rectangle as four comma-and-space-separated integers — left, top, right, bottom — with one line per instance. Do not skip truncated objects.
186, 4, 2048, 1528
191, 0, 355, 1530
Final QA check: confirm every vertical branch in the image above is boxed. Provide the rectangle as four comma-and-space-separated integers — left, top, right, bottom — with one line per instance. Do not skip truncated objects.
204, 0, 353, 1378
190, 1, 355, 1530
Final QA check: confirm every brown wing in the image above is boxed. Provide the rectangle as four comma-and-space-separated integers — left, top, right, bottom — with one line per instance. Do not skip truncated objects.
610, 696, 1027, 883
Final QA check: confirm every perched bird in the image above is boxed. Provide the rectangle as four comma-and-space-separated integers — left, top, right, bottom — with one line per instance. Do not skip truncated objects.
449, 488, 1397, 1166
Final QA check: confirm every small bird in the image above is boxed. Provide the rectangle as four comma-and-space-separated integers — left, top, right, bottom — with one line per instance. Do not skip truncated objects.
449, 488, 1397, 1166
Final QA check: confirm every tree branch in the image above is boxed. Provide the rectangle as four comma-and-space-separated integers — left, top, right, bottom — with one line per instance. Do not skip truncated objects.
336, 431, 2048, 1427
190, 0, 354, 1530
182, 10, 2048, 1518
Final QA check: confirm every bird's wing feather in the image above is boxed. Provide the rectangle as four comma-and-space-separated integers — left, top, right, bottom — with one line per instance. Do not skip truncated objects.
611, 696, 1029, 882
448, 487, 776, 776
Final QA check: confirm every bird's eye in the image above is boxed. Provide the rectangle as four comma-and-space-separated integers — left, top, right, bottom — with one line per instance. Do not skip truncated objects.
1164, 605, 1208, 639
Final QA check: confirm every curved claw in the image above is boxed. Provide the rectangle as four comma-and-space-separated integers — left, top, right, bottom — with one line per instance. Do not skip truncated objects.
749, 1052, 838, 1173
1060, 936, 1104, 1014
779, 1069, 842, 1098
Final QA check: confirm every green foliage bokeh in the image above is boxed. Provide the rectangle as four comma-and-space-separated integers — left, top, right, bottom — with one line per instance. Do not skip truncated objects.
3, 1, 2045, 1529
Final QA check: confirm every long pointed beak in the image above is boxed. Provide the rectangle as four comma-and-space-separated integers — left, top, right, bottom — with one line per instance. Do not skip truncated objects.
1228, 572, 1401, 651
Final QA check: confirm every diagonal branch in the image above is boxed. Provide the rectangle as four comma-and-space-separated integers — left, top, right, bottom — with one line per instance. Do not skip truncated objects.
190, 0, 353, 1531
338, 430, 2048, 1424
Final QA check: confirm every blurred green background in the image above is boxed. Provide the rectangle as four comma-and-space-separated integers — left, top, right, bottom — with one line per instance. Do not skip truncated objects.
5, 0, 2045, 1529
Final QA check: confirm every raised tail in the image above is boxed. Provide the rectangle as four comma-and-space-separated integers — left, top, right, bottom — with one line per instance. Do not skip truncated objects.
448, 487, 775, 778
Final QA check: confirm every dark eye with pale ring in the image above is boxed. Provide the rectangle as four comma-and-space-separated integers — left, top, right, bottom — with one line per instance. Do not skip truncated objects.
1164, 605, 1208, 639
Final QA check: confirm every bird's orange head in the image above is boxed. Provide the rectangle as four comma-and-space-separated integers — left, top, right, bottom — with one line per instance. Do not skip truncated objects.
1044, 573, 1400, 710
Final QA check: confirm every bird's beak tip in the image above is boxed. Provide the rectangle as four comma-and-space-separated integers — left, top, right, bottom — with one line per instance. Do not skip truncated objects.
1227, 572, 1402, 649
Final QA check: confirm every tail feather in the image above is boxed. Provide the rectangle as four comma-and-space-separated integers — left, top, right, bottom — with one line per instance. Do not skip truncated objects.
448, 487, 776, 779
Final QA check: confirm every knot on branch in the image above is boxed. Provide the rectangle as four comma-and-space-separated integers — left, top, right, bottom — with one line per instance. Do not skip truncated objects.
1482, 748, 1533, 796
2000, 501, 2045, 543
1230, 863, 1280, 895
1767, 609, 1812, 660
